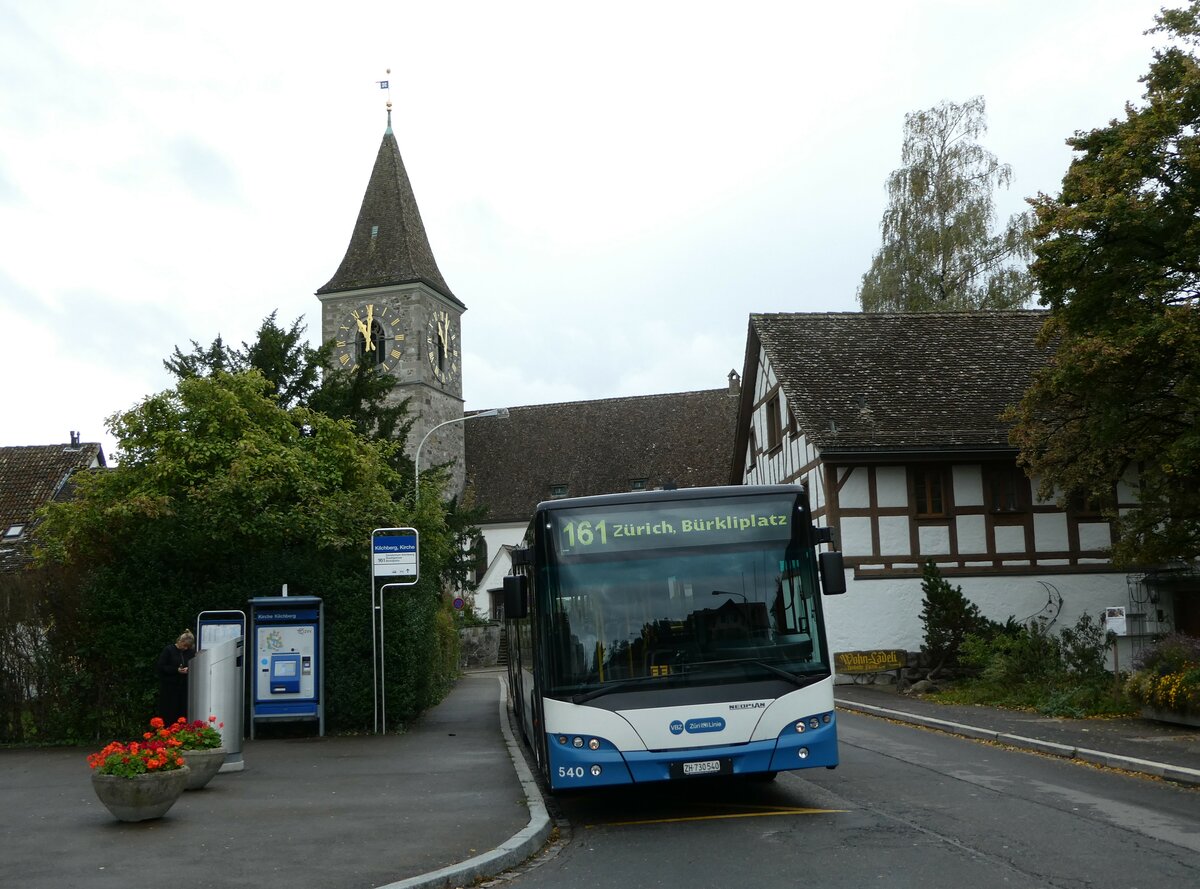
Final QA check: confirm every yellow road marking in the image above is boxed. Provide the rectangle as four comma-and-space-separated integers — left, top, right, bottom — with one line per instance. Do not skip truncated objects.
597, 807, 846, 827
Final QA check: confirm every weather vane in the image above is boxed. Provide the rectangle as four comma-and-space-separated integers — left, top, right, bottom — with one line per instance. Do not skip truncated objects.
377, 69, 392, 130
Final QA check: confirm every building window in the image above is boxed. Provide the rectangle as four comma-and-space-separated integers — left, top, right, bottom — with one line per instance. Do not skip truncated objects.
787, 408, 798, 437
630, 478, 648, 491
3, 524, 24, 539
550, 484, 569, 499
747, 430, 758, 470
986, 466, 1028, 513
912, 467, 946, 517
766, 395, 783, 451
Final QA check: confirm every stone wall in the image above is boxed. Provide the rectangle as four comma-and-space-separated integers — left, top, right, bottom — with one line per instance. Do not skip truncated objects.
458, 624, 501, 669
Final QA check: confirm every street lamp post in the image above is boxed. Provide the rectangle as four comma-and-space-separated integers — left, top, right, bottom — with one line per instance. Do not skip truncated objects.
414, 408, 509, 500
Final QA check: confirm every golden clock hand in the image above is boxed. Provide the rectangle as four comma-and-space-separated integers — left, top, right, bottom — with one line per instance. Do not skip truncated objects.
352, 310, 370, 340
364, 305, 376, 350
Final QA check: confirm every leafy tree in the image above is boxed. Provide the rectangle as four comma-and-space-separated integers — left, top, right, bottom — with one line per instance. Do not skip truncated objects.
1009, 4, 1200, 566
858, 96, 1034, 312
32, 371, 459, 738
168, 311, 418, 486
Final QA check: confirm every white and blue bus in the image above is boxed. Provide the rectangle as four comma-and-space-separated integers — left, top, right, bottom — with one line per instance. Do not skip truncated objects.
503, 484, 846, 792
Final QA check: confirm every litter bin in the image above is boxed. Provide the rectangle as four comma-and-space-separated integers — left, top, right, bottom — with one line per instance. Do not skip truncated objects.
188, 636, 245, 772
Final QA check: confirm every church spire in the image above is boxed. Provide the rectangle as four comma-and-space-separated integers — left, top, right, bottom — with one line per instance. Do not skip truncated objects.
317, 117, 458, 304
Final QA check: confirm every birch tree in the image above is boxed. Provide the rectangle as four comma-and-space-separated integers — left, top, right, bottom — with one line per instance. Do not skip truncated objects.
858, 97, 1034, 312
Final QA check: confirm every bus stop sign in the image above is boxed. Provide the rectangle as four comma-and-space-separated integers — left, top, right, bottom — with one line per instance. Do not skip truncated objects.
373, 528, 419, 586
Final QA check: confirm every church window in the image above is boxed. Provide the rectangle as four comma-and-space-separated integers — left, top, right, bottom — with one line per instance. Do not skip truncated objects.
357, 321, 387, 367
370, 225, 379, 239
550, 484, 569, 499
630, 478, 648, 491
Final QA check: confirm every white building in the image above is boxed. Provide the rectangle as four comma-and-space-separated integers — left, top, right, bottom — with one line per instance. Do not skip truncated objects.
731, 311, 1182, 660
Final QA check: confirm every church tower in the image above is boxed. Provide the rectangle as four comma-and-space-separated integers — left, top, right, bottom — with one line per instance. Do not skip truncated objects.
317, 111, 467, 496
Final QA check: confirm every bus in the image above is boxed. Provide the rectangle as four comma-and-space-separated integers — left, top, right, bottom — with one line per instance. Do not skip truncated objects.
502, 484, 846, 792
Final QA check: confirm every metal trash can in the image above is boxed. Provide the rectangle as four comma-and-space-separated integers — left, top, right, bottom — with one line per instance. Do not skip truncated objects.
188, 636, 245, 772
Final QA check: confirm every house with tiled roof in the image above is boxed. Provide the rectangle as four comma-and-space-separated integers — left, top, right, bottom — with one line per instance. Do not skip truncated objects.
463, 384, 740, 618
0, 436, 107, 573
731, 311, 1173, 661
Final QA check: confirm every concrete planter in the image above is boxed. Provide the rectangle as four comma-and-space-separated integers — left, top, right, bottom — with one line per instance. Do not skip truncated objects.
182, 747, 226, 790
1141, 707, 1200, 729
91, 767, 189, 822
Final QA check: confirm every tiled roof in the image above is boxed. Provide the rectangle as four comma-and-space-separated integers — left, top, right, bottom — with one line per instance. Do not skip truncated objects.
317, 125, 460, 306
0, 442, 106, 571
465, 389, 740, 524
745, 311, 1051, 455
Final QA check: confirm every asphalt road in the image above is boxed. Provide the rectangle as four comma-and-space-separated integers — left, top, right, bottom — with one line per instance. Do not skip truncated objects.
505, 710, 1200, 889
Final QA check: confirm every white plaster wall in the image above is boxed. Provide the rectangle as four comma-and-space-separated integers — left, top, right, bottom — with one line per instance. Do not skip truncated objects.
840, 468, 870, 509
840, 516, 873, 556
1034, 513, 1069, 552
875, 467, 908, 508
953, 465, 983, 506
956, 515, 986, 555
918, 525, 950, 556
878, 516, 910, 555
1078, 522, 1113, 552
823, 571, 1132, 655
994, 525, 1026, 553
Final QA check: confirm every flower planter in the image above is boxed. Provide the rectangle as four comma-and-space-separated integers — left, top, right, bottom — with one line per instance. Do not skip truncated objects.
91, 767, 190, 822
1141, 707, 1200, 729
182, 747, 226, 790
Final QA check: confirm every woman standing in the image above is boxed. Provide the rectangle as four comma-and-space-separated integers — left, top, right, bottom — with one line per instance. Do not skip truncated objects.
156, 630, 195, 724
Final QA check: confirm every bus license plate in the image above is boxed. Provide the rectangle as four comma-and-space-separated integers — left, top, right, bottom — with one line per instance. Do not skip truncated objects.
682, 759, 722, 776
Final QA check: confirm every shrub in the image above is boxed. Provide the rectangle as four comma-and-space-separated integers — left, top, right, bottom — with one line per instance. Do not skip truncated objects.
1125, 634, 1200, 713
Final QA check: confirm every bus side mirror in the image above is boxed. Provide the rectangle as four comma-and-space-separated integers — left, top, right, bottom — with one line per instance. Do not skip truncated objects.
503, 574, 529, 619
819, 551, 846, 595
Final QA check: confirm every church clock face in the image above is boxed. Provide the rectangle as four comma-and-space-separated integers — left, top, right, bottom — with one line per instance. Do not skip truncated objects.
333, 302, 405, 372
426, 309, 460, 384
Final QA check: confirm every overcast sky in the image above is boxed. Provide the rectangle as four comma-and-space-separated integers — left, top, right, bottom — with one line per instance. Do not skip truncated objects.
0, 0, 1172, 460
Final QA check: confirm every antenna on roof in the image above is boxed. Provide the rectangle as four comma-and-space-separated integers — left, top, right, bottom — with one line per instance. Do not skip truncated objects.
377, 68, 392, 133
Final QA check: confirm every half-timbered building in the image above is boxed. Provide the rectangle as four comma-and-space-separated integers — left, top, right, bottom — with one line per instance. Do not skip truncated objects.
731, 311, 1168, 660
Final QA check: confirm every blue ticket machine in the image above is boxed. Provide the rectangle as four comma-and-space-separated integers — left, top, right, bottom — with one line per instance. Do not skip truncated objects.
248, 596, 324, 738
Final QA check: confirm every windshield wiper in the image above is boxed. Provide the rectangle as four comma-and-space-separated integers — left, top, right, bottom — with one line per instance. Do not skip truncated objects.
697, 658, 819, 689
570, 675, 663, 704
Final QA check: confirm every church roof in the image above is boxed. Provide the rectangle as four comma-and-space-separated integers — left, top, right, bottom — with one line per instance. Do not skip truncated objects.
465, 389, 740, 524
317, 123, 460, 306
0, 441, 106, 572
739, 311, 1051, 459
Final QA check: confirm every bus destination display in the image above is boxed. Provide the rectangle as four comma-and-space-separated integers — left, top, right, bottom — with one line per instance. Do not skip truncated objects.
551, 497, 795, 556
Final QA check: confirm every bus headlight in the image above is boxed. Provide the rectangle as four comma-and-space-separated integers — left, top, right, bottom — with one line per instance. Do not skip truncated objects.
590, 765, 602, 777
822, 713, 832, 724
572, 737, 584, 748
794, 720, 806, 733
798, 747, 810, 760
588, 738, 600, 750
809, 717, 820, 730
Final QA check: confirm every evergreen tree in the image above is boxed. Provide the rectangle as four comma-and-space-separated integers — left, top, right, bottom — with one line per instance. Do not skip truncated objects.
858, 96, 1034, 312
919, 561, 990, 676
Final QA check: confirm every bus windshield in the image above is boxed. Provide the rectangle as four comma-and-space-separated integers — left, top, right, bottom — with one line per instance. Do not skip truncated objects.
540, 494, 830, 697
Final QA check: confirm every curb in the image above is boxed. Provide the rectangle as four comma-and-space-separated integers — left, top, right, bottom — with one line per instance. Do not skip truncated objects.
835, 698, 1200, 788
376, 677, 554, 889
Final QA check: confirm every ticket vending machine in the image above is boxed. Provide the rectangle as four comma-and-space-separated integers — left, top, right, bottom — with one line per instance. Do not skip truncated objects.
247, 596, 324, 738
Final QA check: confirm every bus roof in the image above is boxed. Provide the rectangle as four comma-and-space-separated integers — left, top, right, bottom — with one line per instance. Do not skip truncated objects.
534, 483, 808, 514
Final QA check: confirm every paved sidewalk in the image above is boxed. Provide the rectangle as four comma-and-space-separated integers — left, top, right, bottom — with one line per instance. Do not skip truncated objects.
834, 682, 1200, 787
0, 670, 550, 889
